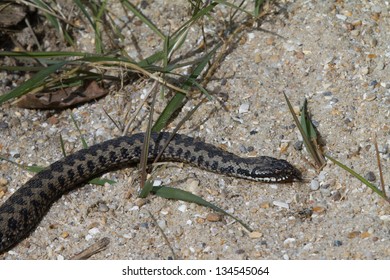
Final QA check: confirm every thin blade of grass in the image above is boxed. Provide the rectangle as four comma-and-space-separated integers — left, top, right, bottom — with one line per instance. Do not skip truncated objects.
373, 136, 387, 198
70, 114, 88, 148
121, 0, 165, 40
283, 92, 324, 167
146, 209, 177, 259
300, 98, 317, 141
73, 0, 103, 53
31, 0, 74, 45
325, 154, 389, 202
152, 185, 252, 232
152, 44, 218, 132
0, 61, 67, 105
139, 2, 218, 68
139, 81, 159, 193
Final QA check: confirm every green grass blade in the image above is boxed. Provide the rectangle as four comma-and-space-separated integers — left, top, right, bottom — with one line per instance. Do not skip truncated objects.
152, 185, 252, 231
283, 92, 324, 167
139, 180, 154, 198
121, 0, 165, 40
325, 154, 388, 202
0, 61, 68, 105
0, 51, 89, 58
300, 98, 317, 141
152, 44, 218, 132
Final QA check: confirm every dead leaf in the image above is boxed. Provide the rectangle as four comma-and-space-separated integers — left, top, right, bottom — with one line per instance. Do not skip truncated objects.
16, 81, 108, 109
0, 2, 27, 27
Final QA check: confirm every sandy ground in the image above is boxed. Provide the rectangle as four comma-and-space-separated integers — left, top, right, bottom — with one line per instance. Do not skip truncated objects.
0, 0, 389, 259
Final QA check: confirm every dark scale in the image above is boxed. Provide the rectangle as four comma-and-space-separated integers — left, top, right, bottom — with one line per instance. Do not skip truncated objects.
7, 217, 18, 230
98, 155, 107, 165
120, 147, 130, 159
57, 175, 66, 187
109, 151, 118, 163
87, 160, 95, 173
77, 164, 85, 177
175, 147, 183, 158
67, 169, 75, 180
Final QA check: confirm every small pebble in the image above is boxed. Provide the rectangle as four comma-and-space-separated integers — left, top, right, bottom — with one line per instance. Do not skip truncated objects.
293, 141, 303, 150
379, 215, 390, 222
331, 190, 342, 201
377, 144, 388, 154
347, 231, 361, 239
249, 231, 262, 239
310, 180, 320, 191
206, 213, 222, 222
283, 238, 296, 246
0, 178, 8, 187
239, 103, 250, 114
157, 219, 166, 230
88, 227, 100, 235
0, 121, 9, 129
178, 204, 187, 212
98, 203, 109, 212
273, 200, 289, 209
364, 171, 376, 182
336, 14, 347, 21
333, 240, 343, 247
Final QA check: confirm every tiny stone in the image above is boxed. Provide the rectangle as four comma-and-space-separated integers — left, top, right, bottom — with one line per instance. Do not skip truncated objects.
377, 144, 388, 154
336, 14, 347, 21
364, 171, 376, 182
333, 240, 343, 247
322, 91, 333, 97
318, 171, 327, 181
235, 249, 245, 254
134, 198, 148, 207
0, 178, 8, 187
249, 231, 262, 239
88, 227, 100, 235
206, 213, 223, 222
0, 121, 9, 129
331, 190, 342, 201
347, 231, 361, 239
369, 80, 378, 87
178, 204, 187, 212
98, 203, 109, 212
379, 215, 390, 222
273, 200, 289, 209
140, 222, 149, 229
239, 103, 250, 114
293, 141, 303, 150
361, 67, 369, 75
284, 238, 296, 246
310, 180, 320, 191
157, 219, 166, 230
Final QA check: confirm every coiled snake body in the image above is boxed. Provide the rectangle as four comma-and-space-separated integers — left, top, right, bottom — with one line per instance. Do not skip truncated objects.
0, 132, 301, 253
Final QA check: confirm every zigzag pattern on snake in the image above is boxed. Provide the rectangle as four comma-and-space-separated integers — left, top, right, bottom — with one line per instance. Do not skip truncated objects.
0, 132, 301, 253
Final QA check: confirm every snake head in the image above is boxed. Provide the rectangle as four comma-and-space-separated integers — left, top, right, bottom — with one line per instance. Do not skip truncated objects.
250, 157, 302, 183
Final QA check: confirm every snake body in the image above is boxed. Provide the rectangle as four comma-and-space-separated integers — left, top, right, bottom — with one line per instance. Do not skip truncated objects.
0, 132, 300, 253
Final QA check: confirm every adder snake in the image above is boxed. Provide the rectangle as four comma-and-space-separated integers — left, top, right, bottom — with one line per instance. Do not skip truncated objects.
0, 132, 301, 253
